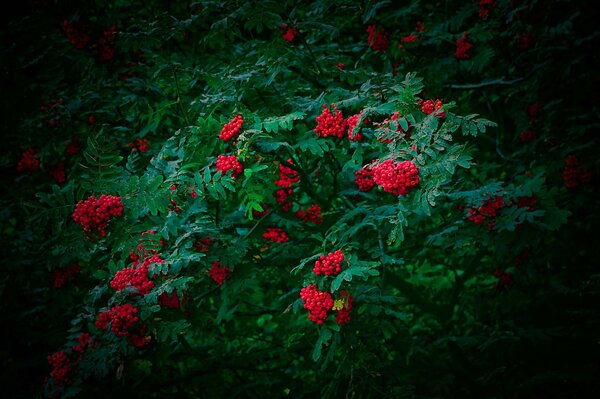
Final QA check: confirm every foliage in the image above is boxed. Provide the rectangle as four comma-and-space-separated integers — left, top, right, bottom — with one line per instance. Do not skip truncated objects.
1, 0, 599, 398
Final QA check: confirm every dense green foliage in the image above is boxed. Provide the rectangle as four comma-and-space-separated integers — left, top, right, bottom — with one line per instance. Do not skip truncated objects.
1, 0, 599, 398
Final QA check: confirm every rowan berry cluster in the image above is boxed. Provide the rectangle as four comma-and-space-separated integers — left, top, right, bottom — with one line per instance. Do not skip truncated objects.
110, 255, 163, 297
455, 31, 473, 59
95, 25, 116, 62
493, 269, 513, 292
299, 284, 334, 325
158, 289, 181, 309
314, 104, 347, 138
280, 24, 299, 43
194, 237, 213, 253
72, 333, 92, 354
72, 194, 123, 238
366, 25, 389, 52
66, 139, 81, 156
314, 250, 344, 276
95, 303, 139, 336
346, 112, 366, 141
479, 0, 496, 20
563, 155, 593, 188
216, 154, 243, 178
334, 290, 354, 325
209, 261, 230, 286
421, 99, 445, 118
379, 112, 412, 143
49, 162, 66, 184
219, 114, 244, 141
372, 160, 420, 196
275, 159, 300, 187
355, 165, 375, 192
52, 264, 80, 288
467, 195, 506, 230
275, 188, 293, 211
519, 129, 536, 143
48, 351, 71, 386
16, 147, 39, 173
127, 137, 149, 152
263, 227, 290, 243
400, 21, 426, 43
252, 203, 270, 218
297, 204, 323, 224
517, 195, 537, 211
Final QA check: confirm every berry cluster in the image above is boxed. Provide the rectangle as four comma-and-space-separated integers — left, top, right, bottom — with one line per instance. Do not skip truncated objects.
275, 188, 293, 211
355, 165, 375, 192
334, 290, 354, 326
16, 147, 40, 173
110, 255, 163, 297
95, 25, 116, 62
158, 289, 181, 309
479, 0, 496, 20
455, 31, 473, 59
48, 351, 71, 386
493, 269, 513, 292
314, 104, 347, 138
252, 203, 270, 218
49, 162, 66, 184
219, 114, 244, 141
66, 139, 81, 156
346, 112, 366, 141
297, 204, 323, 224
400, 21, 426, 43
216, 154, 243, 178
194, 237, 213, 253
517, 195, 537, 211
95, 304, 140, 337
72, 194, 123, 238
275, 159, 300, 187
366, 25, 389, 52
127, 137, 149, 152
280, 24, 299, 43
209, 261, 230, 286
52, 264, 80, 288
467, 195, 506, 230
372, 160, 420, 196
519, 129, 536, 143
421, 99, 445, 118
72, 332, 92, 354
313, 250, 344, 276
563, 155, 593, 188
299, 284, 334, 325
378, 112, 412, 143
263, 227, 290, 243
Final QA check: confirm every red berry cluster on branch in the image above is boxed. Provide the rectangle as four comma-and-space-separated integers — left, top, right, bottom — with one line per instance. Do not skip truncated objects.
467, 195, 505, 230
252, 203, 270, 218
216, 154, 243, 178
127, 137, 149, 152
299, 284, 334, 325
314, 104, 347, 138
366, 25, 389, 52
346, 111, 366, 141
16, 147, 40, 173
49, 162, 66, 184
72, 194, 123, 238
563, 155, 593, 188
455, 32, 473, 59
95, 304, 140, 337
314, 250, 344, 276
158, 289, 181, 309
263, 227, 290, 243
110, 255, 163, 297
52, 264, 80, 288
517, 195, 537, 211
334, 290, 354, 325
275, 159, 300, 187
519, 129, 536, 143
355, 165, 375, 192
219, 114, 244, 141
421, 99, 445, 118
280, 24, 299, 43
479, 0, 496, 20
493, 269, 513, 292
209, 261, 230, 286
66, 139, 81, 156
297, 204, 323, 224
194, 237, 213, 253
48, 351, 71, 386
372, 160, 420, 196
72, 333, 92, 354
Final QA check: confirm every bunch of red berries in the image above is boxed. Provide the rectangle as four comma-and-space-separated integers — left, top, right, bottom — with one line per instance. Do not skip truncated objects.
314, 104, 347, 138
216, 154, 243, 178
280, 24, 299, 43
194, 237, 213, 253
355, 165, 375, 192
314, 250, 344, 276
275, 188, 293, 212
16, 147, 40, 173
421, 99, 445, 118
95, 304, 140, 337
158, 289, 181, 309
563, 155, 593, 188
299, 284, 334, 325
517, 195, 537, 211
297, 204, 323, 224
479, 0, 496, 19
219, 114, 244, 141
467, 195, 506, 230
71, 332, 92, 354
263, 227, 290, 243
48, 351, 71, 386
366, 25, 389, 52
519, 129, 536, 143
275, 159, 300, 187
66, 139, 81, 156
209, 261, 230, 286
49, 162, 66, 184
378, 112, 412, 143
72, 194, 123, 238
493, 269, 513, 292
455, 31, 473, 59
252, 203, 270, 218
372, 160, 420, 196
127, 137, 149, 152
334, 290, 354, 325
110, 255, 163, 297
346, 111, 366, 141
52, 264, 81, 288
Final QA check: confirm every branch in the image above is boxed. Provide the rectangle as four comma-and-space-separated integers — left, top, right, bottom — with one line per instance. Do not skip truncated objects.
445, 76, 526, 89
